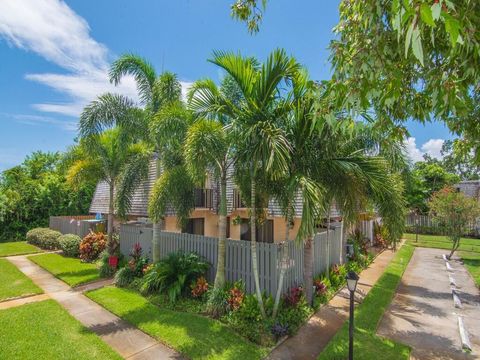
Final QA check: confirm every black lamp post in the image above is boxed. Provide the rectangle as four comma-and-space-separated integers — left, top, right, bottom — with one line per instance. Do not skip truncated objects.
346, 270, 359, 360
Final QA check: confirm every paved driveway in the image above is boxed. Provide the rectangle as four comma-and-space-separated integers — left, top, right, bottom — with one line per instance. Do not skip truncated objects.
377, 247, 480, 360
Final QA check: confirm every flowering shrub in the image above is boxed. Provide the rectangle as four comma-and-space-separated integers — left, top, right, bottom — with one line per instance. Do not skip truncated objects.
284, 286, 303, 307
79, 231, 107, 262
227, 285, 245, 311
191, 276, 209, 298
313, 279, 327, 296
26, 228, 62, 250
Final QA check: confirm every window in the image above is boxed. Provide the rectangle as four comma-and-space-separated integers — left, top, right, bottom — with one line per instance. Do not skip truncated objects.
183, 218, 205, 235
240, 219, 274, 243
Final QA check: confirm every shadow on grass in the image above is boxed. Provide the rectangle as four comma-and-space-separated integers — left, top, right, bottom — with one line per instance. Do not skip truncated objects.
87, 287, 267, 360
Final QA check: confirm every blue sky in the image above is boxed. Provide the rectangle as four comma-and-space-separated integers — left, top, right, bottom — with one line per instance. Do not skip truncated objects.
0, 0, 452, 171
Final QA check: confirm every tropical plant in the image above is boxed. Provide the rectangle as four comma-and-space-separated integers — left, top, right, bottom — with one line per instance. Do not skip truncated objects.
201, 49, 299, 318
141, 251, 209, 302
79, 232, 107, 262
186, 75, 242, 289
67, 127, 150, 254
58, 234, 82, 257
429, 187, 480, 259
108, 54, 183, 262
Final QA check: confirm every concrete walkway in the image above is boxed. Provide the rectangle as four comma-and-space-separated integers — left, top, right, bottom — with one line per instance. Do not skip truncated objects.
268, 245, 398, 360
377, 248, 480, 360
7, 255, 181, 360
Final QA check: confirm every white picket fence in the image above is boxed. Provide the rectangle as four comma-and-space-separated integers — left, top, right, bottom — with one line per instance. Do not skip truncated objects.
120, 223, 344, 296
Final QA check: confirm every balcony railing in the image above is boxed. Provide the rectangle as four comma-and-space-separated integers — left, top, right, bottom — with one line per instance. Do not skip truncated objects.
193, 188, 213, 209
233, 189, 246, 209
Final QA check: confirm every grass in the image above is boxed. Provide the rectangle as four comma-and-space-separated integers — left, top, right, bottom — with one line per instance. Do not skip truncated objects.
28, 253, 100, 287
87, 286, 269, 360
318, 244, 414, 360
0, 300, 121, 360
0, 259, 42, 301
0, 241, 41, 257
404, 233, 480, 287
403, 233, 480, 253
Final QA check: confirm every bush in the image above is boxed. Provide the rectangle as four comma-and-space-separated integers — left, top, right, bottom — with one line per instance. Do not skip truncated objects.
79, 232, 107, 262
284, 286, 303, 307
191, 276, 209, 298
206, 286, 229, 318
26, 227, 62, 249
58, 234, 81, 257
141, 251, 209, 302
114, 267, 137, 287
98, 251, 126, 278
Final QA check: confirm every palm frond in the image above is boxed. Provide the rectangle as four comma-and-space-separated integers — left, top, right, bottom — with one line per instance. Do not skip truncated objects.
109, 53, 157, 105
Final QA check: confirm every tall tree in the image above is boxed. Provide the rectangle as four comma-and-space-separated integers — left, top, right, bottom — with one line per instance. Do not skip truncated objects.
201, 49, 298, 317
109, 54, 182, 262
67, 128, 150, 253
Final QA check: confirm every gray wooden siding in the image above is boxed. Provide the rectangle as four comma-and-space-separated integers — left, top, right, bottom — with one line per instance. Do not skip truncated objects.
119, 222, 344, 296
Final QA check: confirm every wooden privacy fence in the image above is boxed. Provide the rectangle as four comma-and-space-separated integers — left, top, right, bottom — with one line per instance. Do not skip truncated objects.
405, 213, 480, 237
119, 223, 344, 296
359, 219, 375, 245
49, 216, 106, 238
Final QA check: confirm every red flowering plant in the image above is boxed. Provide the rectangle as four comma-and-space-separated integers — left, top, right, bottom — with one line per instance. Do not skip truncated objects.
127, 242, 149, 277
79, 231, 107, 262
227, 285, 245, 311
284, 286, 303, 307
313, 279, 327, 296
191, 276, 209, 298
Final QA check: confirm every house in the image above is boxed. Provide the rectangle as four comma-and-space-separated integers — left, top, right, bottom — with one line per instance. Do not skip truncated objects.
454, 180, 480, 201
89, 160, 342, 243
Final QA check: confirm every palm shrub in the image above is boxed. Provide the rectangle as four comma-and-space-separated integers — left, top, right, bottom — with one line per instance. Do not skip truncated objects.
58, 234, 81, 257
141, 251, 209, 302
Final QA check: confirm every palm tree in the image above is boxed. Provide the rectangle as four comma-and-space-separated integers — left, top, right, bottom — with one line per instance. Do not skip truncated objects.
109, 55, 181, 262
67, 128, 150, 253
201, 49, 299, 317
186, 76, 242, 289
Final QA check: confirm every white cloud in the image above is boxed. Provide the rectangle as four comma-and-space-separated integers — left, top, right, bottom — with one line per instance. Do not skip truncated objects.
4, 113, 77, 131
0, 0, 191, 119
404, 137, 424, 163
404, 137, 445, 163
421, 139, 444, 160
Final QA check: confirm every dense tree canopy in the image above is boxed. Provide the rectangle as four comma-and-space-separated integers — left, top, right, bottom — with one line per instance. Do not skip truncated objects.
0, 151, 95, 242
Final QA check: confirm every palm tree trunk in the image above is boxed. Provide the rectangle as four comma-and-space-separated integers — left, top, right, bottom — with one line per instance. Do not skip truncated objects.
273, 218, 290, 319
152, 157, 162, 262
326, 208, 331, 280
251, 176, 267, 318
214, 174, 227, 288
107, 181, 115, 256
304, 235, 314, 305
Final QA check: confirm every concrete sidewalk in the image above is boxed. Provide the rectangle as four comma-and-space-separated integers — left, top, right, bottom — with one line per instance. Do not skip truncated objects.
377, 248, 480, 360
268, 245, 398, 360
7, 255, 181, 360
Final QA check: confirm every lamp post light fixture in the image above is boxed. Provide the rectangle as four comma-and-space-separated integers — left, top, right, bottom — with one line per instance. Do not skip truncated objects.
346, 270, 359, 360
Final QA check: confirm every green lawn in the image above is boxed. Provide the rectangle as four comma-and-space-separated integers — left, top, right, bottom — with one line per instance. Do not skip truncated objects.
318, 244, 414, 360
0, 300, 121, 360
0, 259, 42, 301
403, 233, 480, 253
0, 241, 41, 257
404, 233, 480, 287
87, 286, 269, 360
28, 253, 100, 287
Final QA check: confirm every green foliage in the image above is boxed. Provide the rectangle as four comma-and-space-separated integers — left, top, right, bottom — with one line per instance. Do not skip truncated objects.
0, 151, 95, 242
79, 232, 107, 262
429, 187, 480, 256
141, 252, 209, 302
26, 227, 62, 250
114, 267, 137, 287
58, 234, 81, 257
